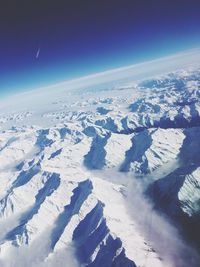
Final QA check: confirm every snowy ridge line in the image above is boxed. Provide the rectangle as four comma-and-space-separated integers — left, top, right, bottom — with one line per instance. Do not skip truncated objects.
0, 64, 200, 266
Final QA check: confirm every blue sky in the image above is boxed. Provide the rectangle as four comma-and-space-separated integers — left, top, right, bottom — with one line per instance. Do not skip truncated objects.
0, 0, 200, 96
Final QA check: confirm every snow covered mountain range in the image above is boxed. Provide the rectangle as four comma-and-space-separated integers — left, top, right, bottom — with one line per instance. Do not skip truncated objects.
0, 56, 200, 267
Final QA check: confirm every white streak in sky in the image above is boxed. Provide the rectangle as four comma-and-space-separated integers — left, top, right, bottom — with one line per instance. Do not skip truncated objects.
36, 48, 40, 59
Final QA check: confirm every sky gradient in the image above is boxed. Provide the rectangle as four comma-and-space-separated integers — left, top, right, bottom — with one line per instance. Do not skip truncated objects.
0, 0, 200, 95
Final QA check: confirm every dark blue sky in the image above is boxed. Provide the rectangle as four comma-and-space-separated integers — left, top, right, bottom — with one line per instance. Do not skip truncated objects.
0, 0, 200, 95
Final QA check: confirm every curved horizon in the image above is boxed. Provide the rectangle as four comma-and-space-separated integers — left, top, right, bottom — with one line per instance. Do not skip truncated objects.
1, 0, 200, 96
1, 47, 199, 100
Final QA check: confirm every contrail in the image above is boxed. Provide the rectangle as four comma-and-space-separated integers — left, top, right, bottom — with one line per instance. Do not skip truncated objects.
36, 48, 40, 59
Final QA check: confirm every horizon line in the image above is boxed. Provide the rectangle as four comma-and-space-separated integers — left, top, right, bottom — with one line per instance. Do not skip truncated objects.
2, 46, 200, 100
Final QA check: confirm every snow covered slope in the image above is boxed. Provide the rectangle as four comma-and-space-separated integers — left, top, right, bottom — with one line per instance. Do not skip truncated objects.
0, 56, 200, 267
